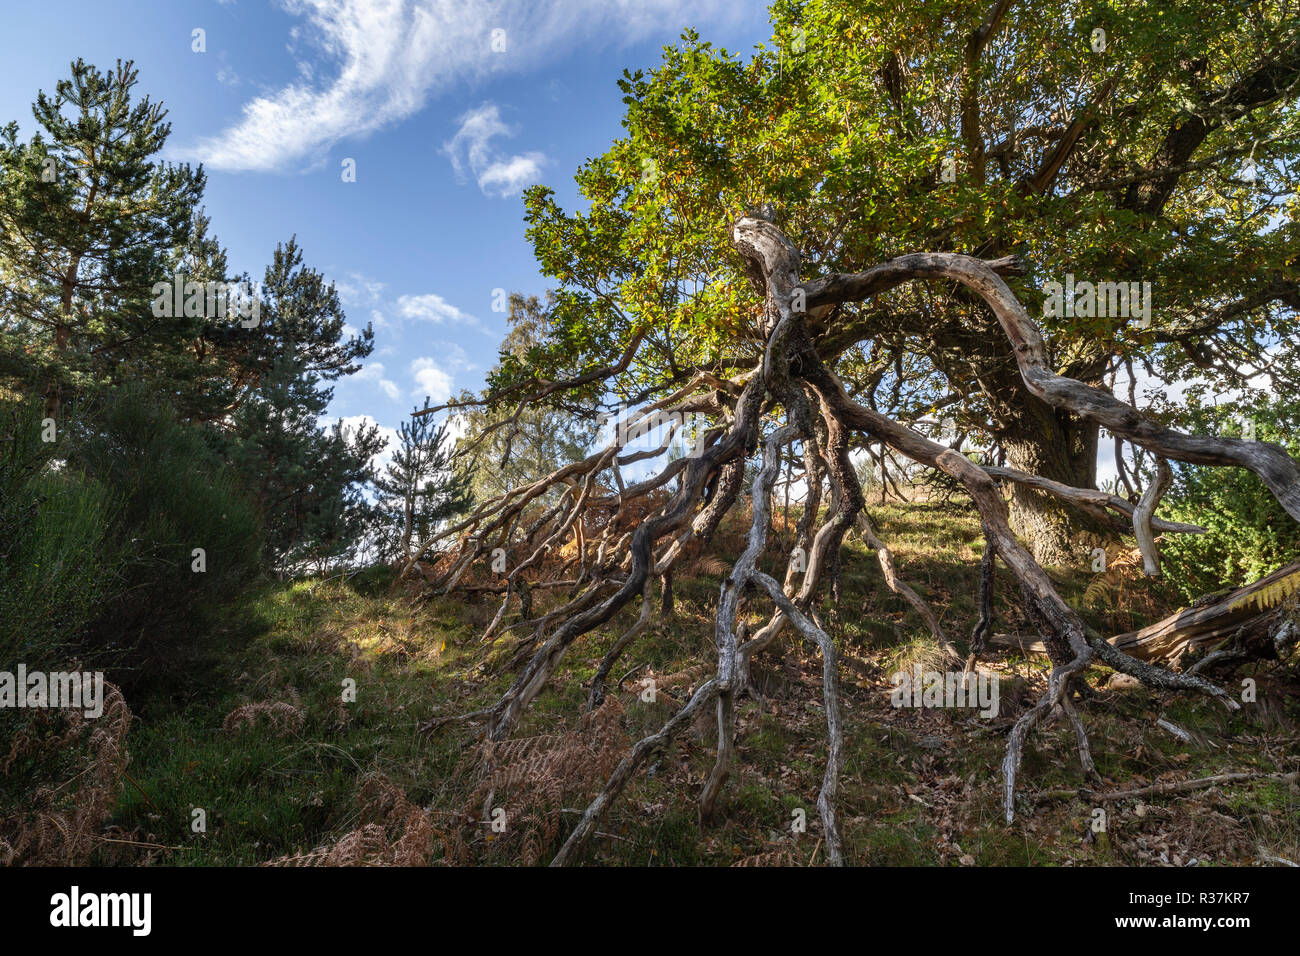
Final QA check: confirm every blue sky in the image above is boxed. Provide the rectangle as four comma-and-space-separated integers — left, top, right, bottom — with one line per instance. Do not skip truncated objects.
0, 0, 774, 455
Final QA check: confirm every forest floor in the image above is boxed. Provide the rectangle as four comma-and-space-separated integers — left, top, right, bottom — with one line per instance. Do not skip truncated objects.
109, 499, 1300, 866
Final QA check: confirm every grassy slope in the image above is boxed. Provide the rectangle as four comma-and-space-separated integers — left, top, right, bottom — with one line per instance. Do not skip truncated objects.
112, 500, 1300, 866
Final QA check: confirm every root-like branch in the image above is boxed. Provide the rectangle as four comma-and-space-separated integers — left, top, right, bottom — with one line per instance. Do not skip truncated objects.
549, 679, 721, 866
857, 513, 959, 660
423, 215, 1299, 862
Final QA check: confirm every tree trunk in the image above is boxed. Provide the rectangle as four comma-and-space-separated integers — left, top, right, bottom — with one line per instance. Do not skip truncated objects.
1001, 401, 1100, 566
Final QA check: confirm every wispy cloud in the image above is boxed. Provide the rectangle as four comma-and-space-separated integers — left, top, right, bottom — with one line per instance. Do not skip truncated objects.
443, 102, 545, 198
431, 340, 474, 372
333, 272, 387, 305
215, 49, 241, 87
179, 0, 737, 172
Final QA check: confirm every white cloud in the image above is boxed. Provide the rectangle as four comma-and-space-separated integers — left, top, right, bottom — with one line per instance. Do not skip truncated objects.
353, 360, 402, 401
397, 292, 476, 324
410, 356, 453, 403
178, 0, 740, 172
478, 152, 547, 198
443, 102, 545, 197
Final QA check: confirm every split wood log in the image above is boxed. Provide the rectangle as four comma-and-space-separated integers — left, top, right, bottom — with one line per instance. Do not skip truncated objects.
1110, 560, 1299, 663
990, 561, 1300, 663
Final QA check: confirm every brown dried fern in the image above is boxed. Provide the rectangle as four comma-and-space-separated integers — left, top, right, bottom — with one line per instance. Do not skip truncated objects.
690, 554, 733, 578
223, 700, 305, 736
732, 846, 799, 867
464, 695, 629, 865
0, 682, 132, 866
263, 772, 440, 867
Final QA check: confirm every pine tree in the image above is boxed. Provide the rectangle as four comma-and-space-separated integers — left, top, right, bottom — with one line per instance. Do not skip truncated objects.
374, 398, 471, 562
223, 242, 382, 573
0, 59, 205, 417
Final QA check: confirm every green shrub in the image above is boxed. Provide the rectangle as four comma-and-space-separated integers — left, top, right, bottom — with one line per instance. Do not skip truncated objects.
63, 387, 263, 680
0, 402, 116, 670
1158, 399, 1300, 602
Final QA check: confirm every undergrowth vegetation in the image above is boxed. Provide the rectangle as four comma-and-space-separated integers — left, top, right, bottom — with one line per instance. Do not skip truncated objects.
6, 499, 1295, 867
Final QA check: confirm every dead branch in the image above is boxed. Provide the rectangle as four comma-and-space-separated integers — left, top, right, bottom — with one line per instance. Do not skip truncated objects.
417, 213, 1298, 863
1030, 771, 1296, 804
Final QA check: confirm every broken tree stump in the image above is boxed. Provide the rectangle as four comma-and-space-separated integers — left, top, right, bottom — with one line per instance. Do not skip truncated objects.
990, 561, 1300, 664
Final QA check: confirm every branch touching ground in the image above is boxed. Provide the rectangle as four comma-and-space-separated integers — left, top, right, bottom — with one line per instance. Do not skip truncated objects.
422, 214, 1298, 862
1030, 771, 1296, 804
857, 513, 960, 661
1133, 457, 1173, 577
752, 571, 845, 866
549, 679, 721, 866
